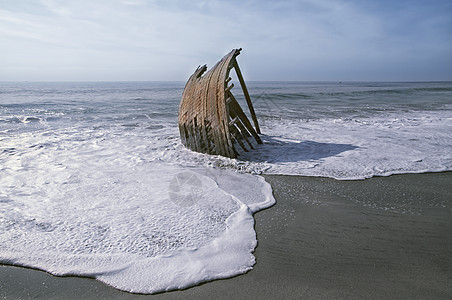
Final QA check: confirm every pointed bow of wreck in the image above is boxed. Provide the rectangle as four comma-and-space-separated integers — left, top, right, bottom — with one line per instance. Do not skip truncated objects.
178, 48, 262, 158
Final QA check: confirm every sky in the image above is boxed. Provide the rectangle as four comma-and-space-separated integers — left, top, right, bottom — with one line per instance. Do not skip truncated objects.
0, 0, 451, 81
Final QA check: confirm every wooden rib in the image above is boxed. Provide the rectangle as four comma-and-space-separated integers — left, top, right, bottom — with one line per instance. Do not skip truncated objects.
229, 116, 239, 126
232, 58, 261, 134
234, 120, 254, 149
225, 83, 234, 93
227, 91, 262, 144
227, 104, 254, 149
229, 125, 248, 152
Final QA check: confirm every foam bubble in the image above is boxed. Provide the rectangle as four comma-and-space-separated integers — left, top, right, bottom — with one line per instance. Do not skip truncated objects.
2, 81, 450, 294
0, 126, 275, 293
158, 110, 452, 180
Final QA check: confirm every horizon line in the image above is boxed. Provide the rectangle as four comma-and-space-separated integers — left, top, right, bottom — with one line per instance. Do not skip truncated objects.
1, 80, 452, 83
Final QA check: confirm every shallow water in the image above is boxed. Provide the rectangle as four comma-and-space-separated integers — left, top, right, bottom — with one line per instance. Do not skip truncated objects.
167, 81, 452, 179
0, 81, 451, 293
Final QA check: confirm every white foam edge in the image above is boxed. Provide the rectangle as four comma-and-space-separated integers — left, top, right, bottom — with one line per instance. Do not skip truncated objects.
0, 167, 276, 294
97, 202, 257, 293
262, 166, 451, 181
100, 166, 277, 294
0, 204, 257, 294
192, 167, 276, 213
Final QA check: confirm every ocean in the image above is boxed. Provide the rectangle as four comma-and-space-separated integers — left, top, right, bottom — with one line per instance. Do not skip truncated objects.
1, 81, 451, 293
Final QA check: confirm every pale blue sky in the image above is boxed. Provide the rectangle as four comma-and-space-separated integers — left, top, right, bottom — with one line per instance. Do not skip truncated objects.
1, 0, 451, 81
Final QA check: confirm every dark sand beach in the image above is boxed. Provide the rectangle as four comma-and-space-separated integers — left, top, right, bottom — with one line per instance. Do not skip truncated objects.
1, 172, 451, 299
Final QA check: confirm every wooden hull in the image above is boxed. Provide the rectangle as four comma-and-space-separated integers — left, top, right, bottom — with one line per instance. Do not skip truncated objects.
178, 49, 262, 158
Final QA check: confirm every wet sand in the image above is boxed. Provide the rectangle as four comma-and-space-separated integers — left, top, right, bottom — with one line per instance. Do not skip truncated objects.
1, 172, 451, 299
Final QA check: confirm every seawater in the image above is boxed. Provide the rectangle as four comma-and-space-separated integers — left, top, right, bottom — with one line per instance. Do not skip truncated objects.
202, 81, 452, 179
0, 81, 451, 293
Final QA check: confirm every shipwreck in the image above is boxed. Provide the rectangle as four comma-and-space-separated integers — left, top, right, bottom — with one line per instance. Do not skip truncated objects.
178, 48, 262, 158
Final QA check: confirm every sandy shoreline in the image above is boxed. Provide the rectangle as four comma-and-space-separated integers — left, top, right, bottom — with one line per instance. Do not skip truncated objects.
1, 172, 451, 299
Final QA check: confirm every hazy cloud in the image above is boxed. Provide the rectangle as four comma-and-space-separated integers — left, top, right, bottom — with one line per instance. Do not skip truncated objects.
0, 0, 451, 81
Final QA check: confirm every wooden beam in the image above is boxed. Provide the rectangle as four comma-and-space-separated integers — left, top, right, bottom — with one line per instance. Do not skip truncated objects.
227, 91, 262, 144
229, 125, 248, 152
228, 110, 254, 149
225, 83, 234, 93
232, 59, 261, 134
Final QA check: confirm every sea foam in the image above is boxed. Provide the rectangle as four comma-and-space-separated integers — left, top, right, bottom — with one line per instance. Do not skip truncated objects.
161, 110, 452, 180
1, 81, 451, 293
0, 123, 274, 294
